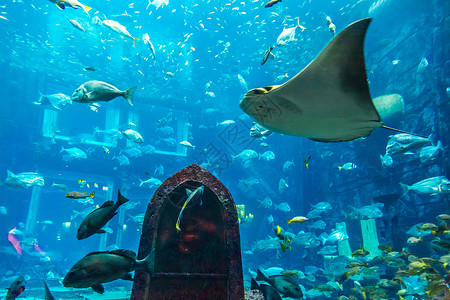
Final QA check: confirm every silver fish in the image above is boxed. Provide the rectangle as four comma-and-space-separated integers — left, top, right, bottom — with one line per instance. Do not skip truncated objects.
72, 81, 136, 106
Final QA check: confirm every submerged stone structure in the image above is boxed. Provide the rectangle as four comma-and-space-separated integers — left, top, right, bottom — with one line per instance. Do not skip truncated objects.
131, 164, 244, 300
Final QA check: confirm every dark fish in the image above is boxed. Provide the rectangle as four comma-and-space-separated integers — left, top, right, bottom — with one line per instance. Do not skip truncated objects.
65, 191, 94, 199
251, 278, 282, 300
43, 280, 55, 300
5, 275, 26, 300
373, 194, 401, 208
256, 269, 302, 299
304, 155, 311, 168
63, 249, 155, 294
72, 80, 136, 106
84, 66, 97, 71
261, 46, 274, 66
265, 0, 281, 8
77, 190, 129, 240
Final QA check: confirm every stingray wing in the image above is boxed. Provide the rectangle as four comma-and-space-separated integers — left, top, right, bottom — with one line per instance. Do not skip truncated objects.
269, 18, 381, 142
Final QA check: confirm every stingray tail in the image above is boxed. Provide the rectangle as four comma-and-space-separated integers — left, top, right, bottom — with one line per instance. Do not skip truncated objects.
381, 126, 428, 139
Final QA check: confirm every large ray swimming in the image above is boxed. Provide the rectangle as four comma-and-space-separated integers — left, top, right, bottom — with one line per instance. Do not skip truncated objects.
240, 18, 421, 142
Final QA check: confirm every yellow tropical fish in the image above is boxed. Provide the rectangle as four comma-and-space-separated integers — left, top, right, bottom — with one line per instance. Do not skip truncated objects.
175, 186, 204, 232
65, 191, 94, 199
49, 0, 92, 14
287, 216, 308, 224
102, 20, 139, 47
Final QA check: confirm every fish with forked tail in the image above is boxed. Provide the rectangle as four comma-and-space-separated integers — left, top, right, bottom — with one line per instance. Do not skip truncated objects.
5, 275, 26, 300
103, 20, 139, 47
48, 0, 92, 14
72, 81, 136, 106
77, 190, 129, 240
256, 269, 303, 298
63, 249, 155, 294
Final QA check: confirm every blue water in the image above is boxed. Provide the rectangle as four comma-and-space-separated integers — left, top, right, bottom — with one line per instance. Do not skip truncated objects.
0, 0, 448, 299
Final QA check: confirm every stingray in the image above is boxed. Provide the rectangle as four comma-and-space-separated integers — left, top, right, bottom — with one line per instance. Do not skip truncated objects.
240, 18, 422, 142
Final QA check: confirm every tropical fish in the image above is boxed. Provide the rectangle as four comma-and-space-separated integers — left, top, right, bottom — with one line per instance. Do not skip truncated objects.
112, 154, 130, 166
400, 176, 450, 195
139, 177, 162, 188
123, 129, 144, 143
351, 246, 370, 257
78, 179, 88, 187
60, 146, 87, 161
250, 278, 282, 300
77, 190, 129, 240
250, 122, 273, 139
239, 177, 260, 187
265, 0, 282, 8
65, 191, 95, 199
338, 162, 357, 171
120, 147, 142, 158
346, 203, 383, 219
256, 269, 303, 299
278, 178, 288, 194
385, 133, 432, 156
259, 151, 275, 161
52, 182, 68, 191
287, 216, 308, 224
319, 230, 349, 244
94, 127, 122, 140
276, 27, 297, 46
5, 171, 44, 188
240, 19, 423, 142
257, 196, 272, 208
275, 73, 288, 82
237, 74, 248, 91
306, 209, 325, 219
217, 120, 235, 126
102, 20, 139, 47
419, 141, 443, 163
84, 66, 97, 71
232, 149, 258, 162
282, 160, 294, 172
176, 186, 204, 232
180, 141, 195, 149
149, 0, 168, 9
48, 0, 91, 14
72, 81, 136, 106
261, 46, 275, 65
407, 237, 425, 244
127, 213, 145, 223
5, 275, 26, 300
326, 16, 336, 35
63, 249, 154, 294
274, 202, 290, 212
308, 220, 326, 230
380, 153, 393, 167
311, 202, 332, 211
317, 245, 337, 255
34, 92, 72, 110
304, 155, 311, 168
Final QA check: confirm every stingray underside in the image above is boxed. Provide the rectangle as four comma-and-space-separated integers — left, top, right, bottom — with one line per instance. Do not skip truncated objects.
241, 18, 382, 142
